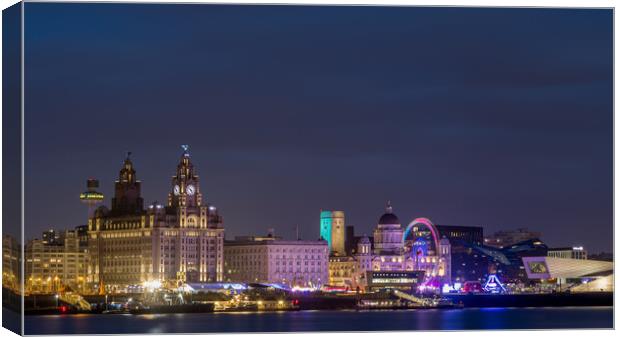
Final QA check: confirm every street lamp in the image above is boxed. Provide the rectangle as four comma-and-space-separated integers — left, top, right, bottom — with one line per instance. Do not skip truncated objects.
55, 294, 59, 307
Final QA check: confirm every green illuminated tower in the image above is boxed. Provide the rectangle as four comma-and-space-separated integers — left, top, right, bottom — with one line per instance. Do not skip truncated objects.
320, 210, 332, 249
320, 210, 345, 256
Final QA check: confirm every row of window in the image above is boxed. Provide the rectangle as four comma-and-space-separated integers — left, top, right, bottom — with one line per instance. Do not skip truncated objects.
228, 254, 323, 260
274, 267, 323, 273
227, 247, 326, 254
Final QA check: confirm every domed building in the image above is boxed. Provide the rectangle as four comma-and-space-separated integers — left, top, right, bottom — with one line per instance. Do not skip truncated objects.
328, 202, 417, 290
327, 202, 452, 292
370, 202, 413, 272
373, 202, 405, 255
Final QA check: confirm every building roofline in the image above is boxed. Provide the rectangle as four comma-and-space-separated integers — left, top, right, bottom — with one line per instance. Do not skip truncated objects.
224, 240, 327, 246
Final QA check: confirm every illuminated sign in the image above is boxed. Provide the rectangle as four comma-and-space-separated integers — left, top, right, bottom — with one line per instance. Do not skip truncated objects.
528, 261, 548, 274
368, 271, 424, 286
79, 192, 104, 200
483, 274, 506, 293
522, 256, 552, 279
373, 278, 417, 284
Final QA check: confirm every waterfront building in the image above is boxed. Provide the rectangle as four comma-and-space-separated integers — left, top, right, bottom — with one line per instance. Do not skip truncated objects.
437, 225, 484, 246
152, 146, 225, 284
522, 256, 612, 292
224, 235, 328, 287
2, 234, 21, 293
87, 154, 154, 291
484, 228, 541, 248
381, 204, 451, 284
328, 256, 356, 288
547, 246, 587, 260
420, 224, 483, 284
354, 236, 373, 288
373, 202, 404, 258
233, 231, 282, 242
328, 203, 451, 290
320, 210, 345, 256
326, 203, 413, 289
25, 226, 89, 294
42, 229, 62, 245
451, 238, 548, 284
328, 235, 373, 289
88, 147, 225, 292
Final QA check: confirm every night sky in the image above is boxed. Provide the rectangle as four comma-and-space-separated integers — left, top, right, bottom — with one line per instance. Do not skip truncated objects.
22, 4, 612, 252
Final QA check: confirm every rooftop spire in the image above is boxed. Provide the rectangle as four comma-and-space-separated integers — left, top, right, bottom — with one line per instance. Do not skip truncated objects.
119, 152, 136, 183
181, 144, 190, 157
386, 200, 393, 213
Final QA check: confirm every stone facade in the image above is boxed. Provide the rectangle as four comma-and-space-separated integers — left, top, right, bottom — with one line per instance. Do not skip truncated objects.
88, 148, 224, 292
224, 238, 328, 288
153, 146, 224, 284
25, 227, 89, 294
87, 155, 155, 291
328, 203, 452, 290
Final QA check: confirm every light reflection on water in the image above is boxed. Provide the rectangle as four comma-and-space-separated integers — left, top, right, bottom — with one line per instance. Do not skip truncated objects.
22, 307, 612, 335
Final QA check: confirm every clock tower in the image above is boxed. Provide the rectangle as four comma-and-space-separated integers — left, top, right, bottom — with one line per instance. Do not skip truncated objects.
168, 145, 203, 208
156, 145, 224, 284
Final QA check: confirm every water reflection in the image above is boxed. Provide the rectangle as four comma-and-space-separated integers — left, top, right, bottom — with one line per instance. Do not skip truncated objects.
22, 307, 612, 335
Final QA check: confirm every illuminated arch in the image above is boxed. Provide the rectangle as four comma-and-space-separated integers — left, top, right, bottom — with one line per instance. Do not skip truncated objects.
403, 217, 441, 256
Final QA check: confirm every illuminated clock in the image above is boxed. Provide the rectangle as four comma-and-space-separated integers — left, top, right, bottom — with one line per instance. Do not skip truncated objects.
186, 184, 195, 196
173, 185, 180, 195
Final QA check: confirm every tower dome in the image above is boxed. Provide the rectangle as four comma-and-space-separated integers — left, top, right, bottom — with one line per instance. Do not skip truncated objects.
359, 236, 371, 244
357, 236, 372, 255
378, 201, 400, 225
373, 201, 404, 255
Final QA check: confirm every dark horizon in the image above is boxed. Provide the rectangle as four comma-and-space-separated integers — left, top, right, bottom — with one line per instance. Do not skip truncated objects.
19, 4, 612, 252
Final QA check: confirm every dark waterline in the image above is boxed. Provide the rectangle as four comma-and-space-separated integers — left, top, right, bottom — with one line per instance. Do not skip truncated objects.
23, 307, 613, 334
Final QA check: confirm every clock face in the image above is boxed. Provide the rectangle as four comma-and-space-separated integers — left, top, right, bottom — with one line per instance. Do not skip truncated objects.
186, 184, 195, 196
173, 185, 180, 195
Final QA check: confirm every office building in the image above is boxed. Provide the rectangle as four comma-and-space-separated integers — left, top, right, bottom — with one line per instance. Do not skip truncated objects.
523, 256, 612, 292
2, 234, 21, 293
87, 154, 155, 291
153, 146, 225, 284
25, 227, 89, 294
88, 147, 225, 292
224, 235, 328, 287
547, 247, 587, 260
437, 225, 484, 247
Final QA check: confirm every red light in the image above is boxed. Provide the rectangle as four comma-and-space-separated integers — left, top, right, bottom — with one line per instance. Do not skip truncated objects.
60, 306, 67, 313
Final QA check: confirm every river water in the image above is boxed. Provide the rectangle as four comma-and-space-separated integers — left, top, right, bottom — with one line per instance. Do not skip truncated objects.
23, 307, 612, 334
